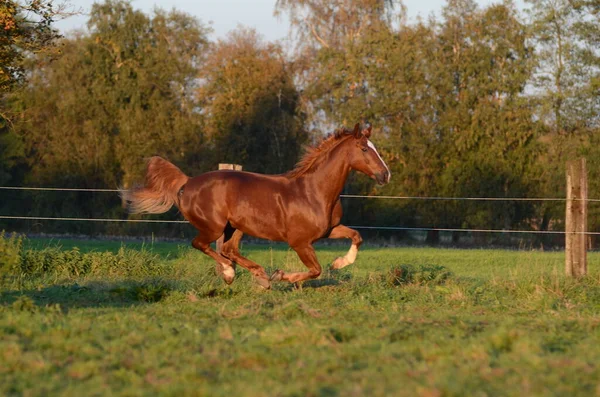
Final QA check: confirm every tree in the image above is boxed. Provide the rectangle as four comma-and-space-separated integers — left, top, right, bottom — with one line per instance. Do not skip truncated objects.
198, 28, 306, 174
433, 1, 541, 237
526, 0, 600, 238
7, 0, 210, 234
275, 0, 401, 51
277, 0, 542, 240
275, 0, 404, 132
525, 0, 594, 133
15, 0, 210, 188
0, 0, 70, 185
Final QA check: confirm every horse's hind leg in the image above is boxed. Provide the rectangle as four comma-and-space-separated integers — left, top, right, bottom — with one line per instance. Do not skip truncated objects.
221, 230, 271, 289
327, 224, 363, 269
192, 233, 236, 285
271, 243, 322, 284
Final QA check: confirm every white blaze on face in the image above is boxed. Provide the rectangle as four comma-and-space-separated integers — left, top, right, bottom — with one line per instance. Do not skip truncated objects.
367, 139, 391, 182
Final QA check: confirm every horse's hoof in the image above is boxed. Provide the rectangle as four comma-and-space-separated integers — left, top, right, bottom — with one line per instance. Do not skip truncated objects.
270, 269, 284, 282
255, 277, 271, 289
216, 263, 235, 284
331, 256, 348, 270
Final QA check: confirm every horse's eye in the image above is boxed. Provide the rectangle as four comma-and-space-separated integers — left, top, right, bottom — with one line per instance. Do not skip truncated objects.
361, 147, 368, 152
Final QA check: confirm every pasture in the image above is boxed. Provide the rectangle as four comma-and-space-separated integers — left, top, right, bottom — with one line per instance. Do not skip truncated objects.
1, 235, 600, 396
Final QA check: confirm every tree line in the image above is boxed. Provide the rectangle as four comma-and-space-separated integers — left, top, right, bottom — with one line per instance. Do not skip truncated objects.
1, 0, 599, 245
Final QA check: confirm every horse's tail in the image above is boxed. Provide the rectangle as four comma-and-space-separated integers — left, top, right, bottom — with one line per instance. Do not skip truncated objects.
120, 156, 189, 214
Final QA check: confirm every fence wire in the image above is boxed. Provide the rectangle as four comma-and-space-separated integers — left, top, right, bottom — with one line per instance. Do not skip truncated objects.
1, 185, 599, 202
2, 185, 598, 235
1, 215, 598, 235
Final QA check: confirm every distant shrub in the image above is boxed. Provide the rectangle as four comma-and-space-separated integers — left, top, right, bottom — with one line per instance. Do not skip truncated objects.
387, 264, 452, 286
0, 231, 23, 276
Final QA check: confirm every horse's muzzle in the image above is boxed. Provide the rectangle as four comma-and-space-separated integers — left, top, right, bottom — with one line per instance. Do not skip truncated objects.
375, 170, 390, 185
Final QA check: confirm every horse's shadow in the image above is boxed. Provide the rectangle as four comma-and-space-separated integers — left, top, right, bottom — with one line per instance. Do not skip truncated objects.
1, 268, 354, 311
0, 280, 172, 311
270, 268, 353, 291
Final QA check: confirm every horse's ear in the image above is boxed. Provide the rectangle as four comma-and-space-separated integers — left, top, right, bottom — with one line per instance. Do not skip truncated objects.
362, 124, 372, 138
353, 123, 361, 138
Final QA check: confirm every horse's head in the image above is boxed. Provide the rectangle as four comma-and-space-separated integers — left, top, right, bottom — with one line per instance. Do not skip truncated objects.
347, 123, 391, 185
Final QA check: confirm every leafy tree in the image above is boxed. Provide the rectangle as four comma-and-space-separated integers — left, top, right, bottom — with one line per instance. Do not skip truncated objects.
0, 0, 66, 94
525, 0, 598, 133
275, 0, 400, 51
7, 0, 209, 234
0, 0, 68, 185
15, 0, 210, 188
525, 0, 600, 238
432, 1, 541, 238
275, 0, 403, 132
277, 0, 541, 241
198, 28, 306, 174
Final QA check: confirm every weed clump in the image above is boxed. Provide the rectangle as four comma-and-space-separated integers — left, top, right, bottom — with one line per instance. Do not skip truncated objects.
387, 264, 452, 286
0, 232, 23, 276
11, 295, 38, 312
0, 233, 165, 285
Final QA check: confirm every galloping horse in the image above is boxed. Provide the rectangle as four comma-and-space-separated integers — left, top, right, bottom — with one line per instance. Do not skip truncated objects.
121, 123, 391, 288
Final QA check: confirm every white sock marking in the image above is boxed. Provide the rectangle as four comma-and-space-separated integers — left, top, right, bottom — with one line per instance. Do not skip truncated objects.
221, 263, 235, 279
345, 244, 358, 264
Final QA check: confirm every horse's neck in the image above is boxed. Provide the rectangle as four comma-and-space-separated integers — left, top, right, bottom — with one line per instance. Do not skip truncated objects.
301, 143, 351, 204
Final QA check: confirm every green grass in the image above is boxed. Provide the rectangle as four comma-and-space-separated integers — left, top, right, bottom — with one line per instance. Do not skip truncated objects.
2, 236, 600, 396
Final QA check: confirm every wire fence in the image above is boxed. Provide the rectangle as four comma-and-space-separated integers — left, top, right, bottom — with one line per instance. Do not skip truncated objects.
0, 215, 597, 235
2, 185, 598, 236
2, 185, 599, 202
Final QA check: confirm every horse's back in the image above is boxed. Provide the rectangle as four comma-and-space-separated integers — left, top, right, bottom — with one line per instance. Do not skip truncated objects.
180, 170, 291, 241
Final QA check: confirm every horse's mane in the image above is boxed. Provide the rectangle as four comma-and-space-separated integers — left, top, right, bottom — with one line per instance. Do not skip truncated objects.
285, 128, 355, 179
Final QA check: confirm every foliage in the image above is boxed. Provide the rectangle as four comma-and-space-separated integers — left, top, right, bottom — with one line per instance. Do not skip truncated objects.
0, 0, 64, 94
0, 231, 22, 274
0, 0, 67, 185
1, 0, 600, 244
14, 1, 210, 189
387, 263, 452, 285
199, 27, 306, 173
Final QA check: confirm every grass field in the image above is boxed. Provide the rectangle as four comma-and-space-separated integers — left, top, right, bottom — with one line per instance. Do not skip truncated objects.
1, 234, 600, 396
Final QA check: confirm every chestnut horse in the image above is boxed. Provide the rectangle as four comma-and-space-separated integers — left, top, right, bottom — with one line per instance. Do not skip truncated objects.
121, 123, 390, 288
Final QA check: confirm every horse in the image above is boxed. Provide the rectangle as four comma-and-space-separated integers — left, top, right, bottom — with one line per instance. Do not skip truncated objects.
121, 123, 391, 289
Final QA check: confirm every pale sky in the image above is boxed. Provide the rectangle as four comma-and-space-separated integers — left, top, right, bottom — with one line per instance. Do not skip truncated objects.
56, 0, 526, 42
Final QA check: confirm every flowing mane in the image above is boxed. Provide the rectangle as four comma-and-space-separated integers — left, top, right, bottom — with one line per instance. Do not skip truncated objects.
285, 128, 355, 179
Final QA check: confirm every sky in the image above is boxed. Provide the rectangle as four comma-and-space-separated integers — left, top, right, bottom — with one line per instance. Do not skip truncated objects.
56, 0, 525, 42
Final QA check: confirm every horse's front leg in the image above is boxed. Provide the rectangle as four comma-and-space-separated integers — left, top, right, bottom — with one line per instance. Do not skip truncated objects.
327, 224, 363, 270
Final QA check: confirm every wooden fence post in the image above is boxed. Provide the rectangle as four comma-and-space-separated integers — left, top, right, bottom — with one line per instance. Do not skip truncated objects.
216, 163, 242, 253
565, 158, 587, 277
